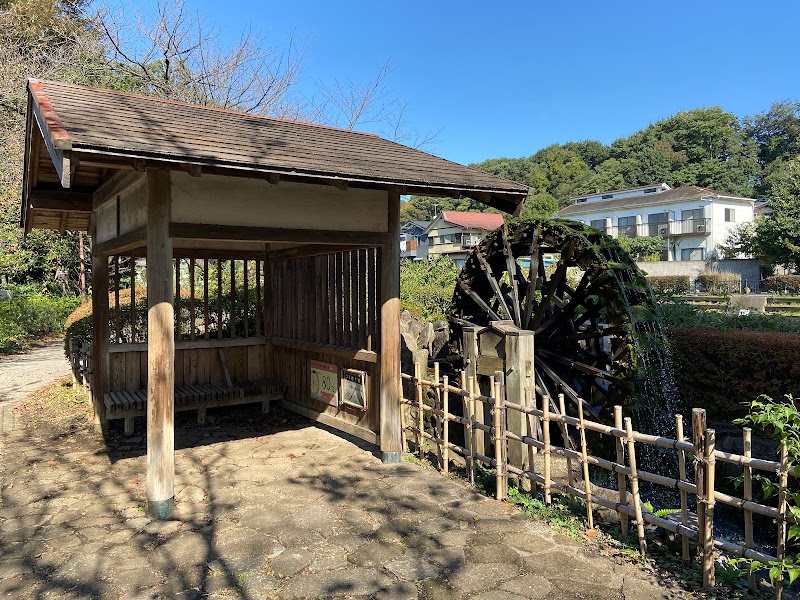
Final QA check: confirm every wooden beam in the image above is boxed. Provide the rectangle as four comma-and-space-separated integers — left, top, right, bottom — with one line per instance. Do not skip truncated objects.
322, 178, 348, 191
29, 189, 92, 212
93, 170, 144, 209
271, 336, 378, 363
92, 225, 147, 257
265, 173, 280, 185
90, 245, 109, 433
145, 169, 175, 520
169, 222, 392, 246
379, 190, 402, 463
28, 79, 72, 188
268, 243, 375, 261
58, 211, 67, 233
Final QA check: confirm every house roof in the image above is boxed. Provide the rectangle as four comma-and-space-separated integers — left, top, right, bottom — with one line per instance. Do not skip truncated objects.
25, 79, 528, 214
569, 183, 670, 201
404, 220, 431, 231
438, 211, 505, 230
557, 186, 755, 217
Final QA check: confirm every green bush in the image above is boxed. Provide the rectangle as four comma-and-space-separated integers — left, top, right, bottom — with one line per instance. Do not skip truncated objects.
668, 327, 800, 420
764, 275, 800, 295
0, 291, 80, 353
658, 296, 800, 333
646, 275, 690, 295
696, 272, 741, 295
400, 256, 459, 322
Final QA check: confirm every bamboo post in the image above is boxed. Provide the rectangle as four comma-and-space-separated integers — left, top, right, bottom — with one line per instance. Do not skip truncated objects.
704, 429, 716, 589
559, 393, 575, 504
524, 387, 536, 494
493, 370, 507, 501
469, 374, 477, 486
577, 399, 594, 530
742, 427, 755, 591
415, 358, 424, 461
543, 396, 551, 504
442, 375, 450, 474
624, 416, 647, 554
692, 409, 710, 588
676, 414, 690, 562
776, 441, 789, 600
434, 362, 442, 469
614, 406, 628, 538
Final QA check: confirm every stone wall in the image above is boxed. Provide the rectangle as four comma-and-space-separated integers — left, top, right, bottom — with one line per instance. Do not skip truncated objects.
636, 258, 761, 290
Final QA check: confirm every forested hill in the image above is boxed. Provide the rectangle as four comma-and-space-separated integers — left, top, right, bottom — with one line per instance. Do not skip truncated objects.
401, 104, 800, 222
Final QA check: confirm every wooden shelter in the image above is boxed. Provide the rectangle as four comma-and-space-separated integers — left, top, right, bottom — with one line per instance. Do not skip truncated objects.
20, 79, 528, 518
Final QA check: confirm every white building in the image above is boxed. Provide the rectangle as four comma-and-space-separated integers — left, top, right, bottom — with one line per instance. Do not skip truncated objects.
557, 184, 756, 261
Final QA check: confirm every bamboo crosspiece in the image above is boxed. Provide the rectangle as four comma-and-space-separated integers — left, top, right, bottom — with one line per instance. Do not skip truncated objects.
578, 399, 594, 530
624, 417, 646, 554
676, 414, 690, 562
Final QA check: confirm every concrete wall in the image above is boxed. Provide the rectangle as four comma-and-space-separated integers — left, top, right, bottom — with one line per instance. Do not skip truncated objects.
636, 259, 761, 290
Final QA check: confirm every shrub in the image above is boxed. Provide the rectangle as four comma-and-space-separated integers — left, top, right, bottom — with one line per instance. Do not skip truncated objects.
658, 296, 800, 333
696, 272, 741, 295
0, 292, 80, 353
646, 275, 690, 295
400, 256, 459, 322
668, 327, 800, 420
763, 275, 800, 295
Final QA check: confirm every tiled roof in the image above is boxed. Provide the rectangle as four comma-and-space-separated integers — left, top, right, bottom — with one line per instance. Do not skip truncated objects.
439, 211, 505, 230
27, 79, 528, 212
558, 186, 755, 216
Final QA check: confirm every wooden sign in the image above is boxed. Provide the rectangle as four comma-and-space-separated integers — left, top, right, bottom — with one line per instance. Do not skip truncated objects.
310, 360, 338, 406
341, 369, 367, 410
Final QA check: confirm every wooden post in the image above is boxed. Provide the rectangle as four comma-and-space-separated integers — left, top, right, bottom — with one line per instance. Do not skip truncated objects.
379, 191, 402, 463
742, 427, 755, 591
776, 441, 789, 600
114, 256, 121, 342
624, 417, 647, 554
560, 393, 574, 503
434, 362, 442, 469
79, 231, 87, 303
692, 408, 710, 587
90, 247, 109, 433
468, 374, 477, 485
493, 370, 507, 501
543, 396, 551, 504
577, 399, 594, 530
614, 406, 628, 538
263, 258, 273, 375
189, 258, 196, 341
145, 170, 175, 520
414, 358, 423, 460
676, 414, 690, 562
442, 374, 450, 474
704, 428, 716, 589
130, 255, 137, 343
504, 329, 534, 473
203, 258, 210, 340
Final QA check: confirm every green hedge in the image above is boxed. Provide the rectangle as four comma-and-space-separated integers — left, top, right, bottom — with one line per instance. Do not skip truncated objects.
763, 275, 800, 295
668, 326, 800, 420
696, 272, 741, 295
0, 292, 80, 353
646, 275, 690, 295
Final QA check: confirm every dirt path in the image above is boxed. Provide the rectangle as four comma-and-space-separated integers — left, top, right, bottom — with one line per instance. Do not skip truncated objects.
0, 341, 70, 407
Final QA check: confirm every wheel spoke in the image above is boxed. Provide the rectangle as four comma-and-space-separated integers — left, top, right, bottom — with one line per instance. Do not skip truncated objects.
502, 228, 522, 325
458, 280, 501, 321
522, 225, 541, 328
532, 259, 567, 329
476, 251, 513, 322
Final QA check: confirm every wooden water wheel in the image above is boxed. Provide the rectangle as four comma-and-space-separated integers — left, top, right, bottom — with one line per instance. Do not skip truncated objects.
448, 218, 665, 421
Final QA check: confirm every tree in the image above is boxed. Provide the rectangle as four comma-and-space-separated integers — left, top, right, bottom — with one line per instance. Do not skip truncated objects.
520, 193, 558, 219
717, 221, 758, 259
617, 235, 664, 261
756, 157, 800, 271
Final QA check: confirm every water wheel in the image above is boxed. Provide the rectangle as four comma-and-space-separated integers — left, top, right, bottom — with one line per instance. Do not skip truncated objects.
448, 218, 671, 422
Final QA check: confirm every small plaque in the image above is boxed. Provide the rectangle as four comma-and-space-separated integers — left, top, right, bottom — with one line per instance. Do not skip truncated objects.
341, 369, 367, 410
310, 360, 338, 406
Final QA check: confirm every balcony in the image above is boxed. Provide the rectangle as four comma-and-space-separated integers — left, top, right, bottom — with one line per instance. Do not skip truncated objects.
608, 218, 710, 238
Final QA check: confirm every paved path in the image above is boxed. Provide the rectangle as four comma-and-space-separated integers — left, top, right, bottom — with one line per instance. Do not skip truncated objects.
0, 345, 694, 599
0, 341, 71, 405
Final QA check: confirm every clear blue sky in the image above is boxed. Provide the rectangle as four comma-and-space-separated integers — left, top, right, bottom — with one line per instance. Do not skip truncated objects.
191, 0, 800, 166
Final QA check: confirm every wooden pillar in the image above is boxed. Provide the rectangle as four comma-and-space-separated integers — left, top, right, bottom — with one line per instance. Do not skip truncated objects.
504, 328, 534, 470
263, 257, 273, 374
146, 170, 175, 519
379, 191, 401, 463
90, 241, 109, 433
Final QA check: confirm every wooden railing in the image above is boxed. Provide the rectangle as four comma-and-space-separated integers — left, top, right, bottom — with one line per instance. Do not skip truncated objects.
401, 359, 795, 598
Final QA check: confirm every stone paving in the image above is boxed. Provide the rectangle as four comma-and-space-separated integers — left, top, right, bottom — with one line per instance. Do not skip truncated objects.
0, 388, 695, 599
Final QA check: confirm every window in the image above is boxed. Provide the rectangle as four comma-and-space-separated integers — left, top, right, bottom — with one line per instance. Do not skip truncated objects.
576, 198, 587, 203
590, 219, 606, 231
428, 236, 436, 246
681, 247, 704, 261
601, 194, 613, 200
647, 213, 669, 236
644, 187, 657, 194
725, 208, 735, 222
618, 216, 637, 237
682, 208, 705, 233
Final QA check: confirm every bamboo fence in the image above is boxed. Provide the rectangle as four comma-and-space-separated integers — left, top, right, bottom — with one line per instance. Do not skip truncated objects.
401, 358, 796, 599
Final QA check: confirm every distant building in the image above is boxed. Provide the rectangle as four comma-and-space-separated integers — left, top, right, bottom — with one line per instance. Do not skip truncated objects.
557, 183, 756, 261
426, 211, 505, 267
400, 220, 431, 261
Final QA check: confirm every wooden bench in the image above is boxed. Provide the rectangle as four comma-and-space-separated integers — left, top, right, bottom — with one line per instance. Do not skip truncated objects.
105, 378, 286, 436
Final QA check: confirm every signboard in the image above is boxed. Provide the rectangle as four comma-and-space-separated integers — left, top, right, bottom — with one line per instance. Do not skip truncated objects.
310, 360, 338, 406
341, 369, 367, 410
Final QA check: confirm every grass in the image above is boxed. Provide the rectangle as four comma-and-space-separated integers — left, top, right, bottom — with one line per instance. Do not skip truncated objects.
17, 376, 91, 430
